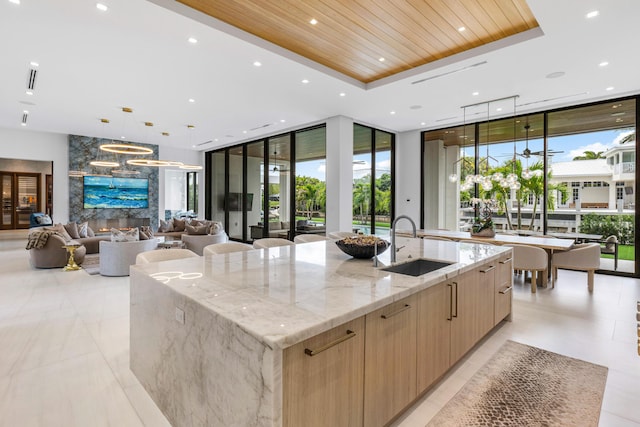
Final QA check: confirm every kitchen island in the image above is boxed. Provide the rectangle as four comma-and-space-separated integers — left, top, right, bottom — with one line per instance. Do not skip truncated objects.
130, 237, 512, 427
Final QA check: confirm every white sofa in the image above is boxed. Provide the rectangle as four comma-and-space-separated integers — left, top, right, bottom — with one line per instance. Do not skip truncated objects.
99, 239, 159, 276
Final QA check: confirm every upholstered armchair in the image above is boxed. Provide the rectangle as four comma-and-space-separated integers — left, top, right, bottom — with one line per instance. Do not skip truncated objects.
552, 243, 601, 292
28, 232, 86, 269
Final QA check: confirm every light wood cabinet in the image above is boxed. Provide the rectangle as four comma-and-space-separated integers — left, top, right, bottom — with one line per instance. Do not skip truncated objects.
283, 316, 365, 427
416, 282, 451, 393
450, 262, 496, 364
494, 253, 513, 325
364, 294, 417, 427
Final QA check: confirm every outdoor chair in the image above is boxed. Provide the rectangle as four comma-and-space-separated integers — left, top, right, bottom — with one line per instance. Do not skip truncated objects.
600, 235, 618, 270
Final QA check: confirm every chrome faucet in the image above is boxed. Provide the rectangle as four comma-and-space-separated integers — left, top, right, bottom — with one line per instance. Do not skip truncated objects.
390, 215, 416, 263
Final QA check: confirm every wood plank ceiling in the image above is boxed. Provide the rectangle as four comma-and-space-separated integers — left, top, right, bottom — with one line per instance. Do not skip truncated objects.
178, 0, 539, 83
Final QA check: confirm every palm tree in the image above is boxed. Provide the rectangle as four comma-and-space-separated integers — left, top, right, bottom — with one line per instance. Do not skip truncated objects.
573, 150, 604, 160
619, 131, 635, 144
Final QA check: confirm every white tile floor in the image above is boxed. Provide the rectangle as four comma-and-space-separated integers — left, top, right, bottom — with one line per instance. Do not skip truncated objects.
3, 236, 639, 426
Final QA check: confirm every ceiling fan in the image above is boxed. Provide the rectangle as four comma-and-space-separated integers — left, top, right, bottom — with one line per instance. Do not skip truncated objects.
515, 125, 565, 158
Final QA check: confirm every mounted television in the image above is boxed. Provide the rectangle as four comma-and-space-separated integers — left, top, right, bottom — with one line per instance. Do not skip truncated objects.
83, 176, 149, 209
226, 192, 253, 211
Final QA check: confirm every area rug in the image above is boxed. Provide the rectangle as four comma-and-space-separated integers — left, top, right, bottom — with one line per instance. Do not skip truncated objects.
81, 253, 100, 275
427, 340, 608, 427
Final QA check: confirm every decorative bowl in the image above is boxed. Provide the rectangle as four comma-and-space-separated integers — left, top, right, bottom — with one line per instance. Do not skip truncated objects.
335, 236, 389, 259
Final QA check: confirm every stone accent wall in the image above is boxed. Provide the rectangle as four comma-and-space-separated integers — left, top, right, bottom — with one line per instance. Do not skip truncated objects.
68, 135, 159, 231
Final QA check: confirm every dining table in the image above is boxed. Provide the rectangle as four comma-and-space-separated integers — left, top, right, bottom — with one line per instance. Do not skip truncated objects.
395, 229, 575, 288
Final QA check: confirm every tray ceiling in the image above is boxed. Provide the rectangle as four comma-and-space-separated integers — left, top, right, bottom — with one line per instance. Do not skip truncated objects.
178, 0, 539, 84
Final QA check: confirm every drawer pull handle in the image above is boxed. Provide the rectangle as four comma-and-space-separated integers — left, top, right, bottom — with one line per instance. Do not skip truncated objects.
447, 283, 453, 321
499, 286, 513, 294
480, 266, 495, 273
381, 304, 411, 319
304, 330, 356, 357
452, 281, 458, 318
499, 258, 513, 264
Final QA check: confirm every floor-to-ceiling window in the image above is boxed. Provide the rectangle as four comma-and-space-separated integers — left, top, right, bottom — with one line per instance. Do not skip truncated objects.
353, 124, 394, 235
206, 125, 326, 243
422, 96, 637, 277
295, 126, 326, 234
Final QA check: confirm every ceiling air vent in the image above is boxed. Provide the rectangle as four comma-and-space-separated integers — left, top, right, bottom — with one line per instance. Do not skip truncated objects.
26, 68, 38, 90
194, 140, 212, 147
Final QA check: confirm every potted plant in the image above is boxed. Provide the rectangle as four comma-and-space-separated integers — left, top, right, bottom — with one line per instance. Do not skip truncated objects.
470, 198, 497, 237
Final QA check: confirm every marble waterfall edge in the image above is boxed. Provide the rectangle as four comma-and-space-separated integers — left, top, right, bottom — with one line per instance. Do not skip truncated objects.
130, 269, 281, 426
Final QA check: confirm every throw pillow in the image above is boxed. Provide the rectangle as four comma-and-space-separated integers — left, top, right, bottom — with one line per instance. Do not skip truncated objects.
139, 226, 154, 240
185, 224, 208, 235
189, 219, 202, 227
86, 225, 95, 237
158, 219, 173, 233
64, 222, 81, 239
50, 223, 73, 242
110, 228, 140, 242
77, 221, 89, 238
209, 221, 224, 235
36, 214, 53, 225
173, 218, 186, 232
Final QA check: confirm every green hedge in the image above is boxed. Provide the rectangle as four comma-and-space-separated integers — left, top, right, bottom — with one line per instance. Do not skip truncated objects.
579, 213, 635, 245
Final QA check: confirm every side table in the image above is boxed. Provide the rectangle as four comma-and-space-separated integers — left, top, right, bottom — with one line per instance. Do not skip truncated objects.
61, 244, 82, 271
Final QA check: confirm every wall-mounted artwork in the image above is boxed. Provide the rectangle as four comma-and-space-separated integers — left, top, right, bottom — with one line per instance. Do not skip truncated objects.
83, 176, 149, 209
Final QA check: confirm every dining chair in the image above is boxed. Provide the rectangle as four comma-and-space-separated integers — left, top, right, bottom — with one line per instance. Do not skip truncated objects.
252, 238, 296, 249
135, 248, 199, 264
203, 241, 253, 256
293, 234, 330, 243
503, 244, 548, 293
552, 243, 601, 292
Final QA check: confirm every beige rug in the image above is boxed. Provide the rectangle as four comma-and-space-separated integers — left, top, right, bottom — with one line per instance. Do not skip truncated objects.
427, 340, 608, 427
81, 254, 100, 275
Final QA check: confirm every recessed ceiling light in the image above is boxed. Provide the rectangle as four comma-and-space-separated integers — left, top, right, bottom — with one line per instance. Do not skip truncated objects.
253, 61, 262, 67
390, 111, 396, 115
339, 92, 346, 97
96, 3, 108, 11
9, 0, 20, 4
309, 18, 318, 25
615, 118, 624, 123
379, 57, 385, 62
458, 26, 466, 32
586, 10, 599, 19
472, 91, 479, 96
188, 98, 195, 103
242, 130, 247, 134
301, 79, 309, 84
121, 136, 126, 139
30, 61, 39, 67
23, 110, 29, 114
188, 37, 198, 44
25, 90, 33, 96
546, 71, 565, 79
606, 86, 614, 91
280, 119, 286, 123
496, 107, 503, 112
599, 61, 609, 67
214, 138, 219, 142
420, 122, 426, 126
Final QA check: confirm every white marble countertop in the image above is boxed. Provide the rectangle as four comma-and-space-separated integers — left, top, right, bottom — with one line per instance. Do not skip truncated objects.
131, 237, 510, 350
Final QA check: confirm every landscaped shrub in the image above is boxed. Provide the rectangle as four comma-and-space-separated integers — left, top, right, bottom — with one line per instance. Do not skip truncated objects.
579, 213, 635, 244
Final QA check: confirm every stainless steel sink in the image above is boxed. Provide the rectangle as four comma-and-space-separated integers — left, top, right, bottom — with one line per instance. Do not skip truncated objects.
382, 258, 453, 277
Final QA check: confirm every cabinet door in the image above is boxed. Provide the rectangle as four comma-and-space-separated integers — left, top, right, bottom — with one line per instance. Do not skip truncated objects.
450, 263, 495, 363
283, 317, 365, 427
364, 294, 417, 427
495, 253, 513, 325
416, 282, 451, 393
